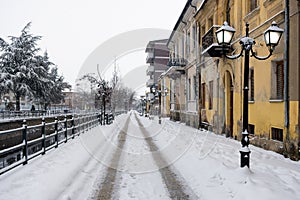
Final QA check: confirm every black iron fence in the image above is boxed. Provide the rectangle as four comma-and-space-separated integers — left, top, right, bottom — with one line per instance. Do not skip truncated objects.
0, 113, 102, 175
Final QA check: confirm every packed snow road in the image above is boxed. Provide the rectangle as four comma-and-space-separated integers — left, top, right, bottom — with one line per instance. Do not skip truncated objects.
90, 112, 197, 199
0, 111, 300, 200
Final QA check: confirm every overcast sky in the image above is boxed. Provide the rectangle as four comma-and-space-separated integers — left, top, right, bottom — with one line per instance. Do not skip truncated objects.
0, 0, 186, 90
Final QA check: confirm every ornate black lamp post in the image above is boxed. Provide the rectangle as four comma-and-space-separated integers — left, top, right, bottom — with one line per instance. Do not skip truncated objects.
216, 21, 284, 168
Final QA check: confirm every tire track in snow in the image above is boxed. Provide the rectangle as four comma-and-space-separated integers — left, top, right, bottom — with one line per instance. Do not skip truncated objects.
95, 115, 131, 200
134, 113, 198, 200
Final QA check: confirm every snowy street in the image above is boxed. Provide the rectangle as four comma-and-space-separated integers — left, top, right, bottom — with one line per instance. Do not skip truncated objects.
0, 111, 300, 200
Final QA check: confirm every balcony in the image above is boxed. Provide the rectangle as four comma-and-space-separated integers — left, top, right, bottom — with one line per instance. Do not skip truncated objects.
146, 79, 154, 87
146, 52, 154, 63
167, 58, 187, 67
146, 65, 154, 75
201, 25, 231, 57
167, 58, 186, 73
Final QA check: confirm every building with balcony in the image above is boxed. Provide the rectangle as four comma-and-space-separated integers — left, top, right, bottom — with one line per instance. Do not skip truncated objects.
166, 0, 201, 127
145, 39, 169, 88
153, 0, 300, 160
194, 0, 300, 160
195, 0, 226, 135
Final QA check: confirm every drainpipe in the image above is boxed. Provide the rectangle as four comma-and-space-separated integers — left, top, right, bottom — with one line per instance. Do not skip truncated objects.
298, 0, 300, 159
284, 0, 290, 139
195, 21, 199, 128
216, 59, 220, 134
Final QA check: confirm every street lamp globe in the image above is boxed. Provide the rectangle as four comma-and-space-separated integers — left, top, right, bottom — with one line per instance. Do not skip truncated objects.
264, 21, 284, 50
216, 21, 236, 46
151, 87, 156, 94
164, 88, 168, 96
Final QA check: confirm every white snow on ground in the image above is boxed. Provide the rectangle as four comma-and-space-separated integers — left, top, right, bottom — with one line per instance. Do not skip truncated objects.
0, 114, 125, 200
114, 113, 171, 200
138, 116, 300, 200
0, 111, 300, 200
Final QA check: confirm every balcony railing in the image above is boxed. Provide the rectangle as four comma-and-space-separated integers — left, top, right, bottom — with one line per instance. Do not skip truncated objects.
202, 25, 220, 50
146, 79, 154, 87
146, 52, 154, 63
146, 65, 154, 75
167, 58, 187, 67
201, 25, 232, 57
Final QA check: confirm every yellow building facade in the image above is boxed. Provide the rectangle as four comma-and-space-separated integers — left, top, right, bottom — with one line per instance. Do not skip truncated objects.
161, 0, 299, 159
194, 0, 299, 159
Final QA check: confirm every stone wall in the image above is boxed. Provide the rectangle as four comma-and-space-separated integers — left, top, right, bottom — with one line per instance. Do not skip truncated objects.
185, 113, 199, 128
249, 135, 299, 161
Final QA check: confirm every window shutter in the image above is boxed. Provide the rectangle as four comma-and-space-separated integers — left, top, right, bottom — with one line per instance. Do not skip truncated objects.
276, 61, 284, 99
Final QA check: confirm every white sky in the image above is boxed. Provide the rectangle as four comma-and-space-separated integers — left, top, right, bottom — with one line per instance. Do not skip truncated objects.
0, 0, 186, 90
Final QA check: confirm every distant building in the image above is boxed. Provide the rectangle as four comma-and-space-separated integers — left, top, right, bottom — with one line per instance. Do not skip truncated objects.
62, 88, 74, 110
145, 39, 169, 89
1, 92, 31, 111
1, 88, 76, 112
145, 39, 170, 115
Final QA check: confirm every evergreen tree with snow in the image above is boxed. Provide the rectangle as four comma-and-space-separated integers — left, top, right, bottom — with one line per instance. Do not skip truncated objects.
0, 22, 70, 111
46, 66, 71, 109
0, 22, 42, 110
31, 51, 70, 110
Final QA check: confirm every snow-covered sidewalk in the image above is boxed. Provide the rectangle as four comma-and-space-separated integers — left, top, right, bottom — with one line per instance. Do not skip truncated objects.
146, 116, 300, 200
0, 111, 299, 200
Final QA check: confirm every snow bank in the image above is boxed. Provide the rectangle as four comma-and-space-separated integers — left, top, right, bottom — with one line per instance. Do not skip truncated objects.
144, 116, 300, 200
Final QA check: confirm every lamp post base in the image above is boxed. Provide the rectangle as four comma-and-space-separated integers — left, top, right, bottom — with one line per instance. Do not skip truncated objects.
240, 147, 251, 168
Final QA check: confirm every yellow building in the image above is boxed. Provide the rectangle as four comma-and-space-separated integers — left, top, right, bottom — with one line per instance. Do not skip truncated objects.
160, 0, 299, 159
194, 0, 299, 159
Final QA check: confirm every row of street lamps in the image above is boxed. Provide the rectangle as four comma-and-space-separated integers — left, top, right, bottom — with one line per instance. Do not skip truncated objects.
142, 21, 283, 168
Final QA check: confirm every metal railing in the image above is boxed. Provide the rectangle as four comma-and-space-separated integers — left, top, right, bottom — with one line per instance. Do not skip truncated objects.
0, 113, 102, 175
0, 110, 96, 120
167, 58, 187, 67
0, 110, 53, 120
201, 25, 221, 51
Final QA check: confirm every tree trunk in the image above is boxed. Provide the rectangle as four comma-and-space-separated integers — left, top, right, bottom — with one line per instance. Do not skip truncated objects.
44, 103, 48, 110
16, 95, 20, 111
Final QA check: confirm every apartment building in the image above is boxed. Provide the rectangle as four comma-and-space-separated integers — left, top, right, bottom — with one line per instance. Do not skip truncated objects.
166, 0, 201, 127
145, 39, 169, 89
145, 39, 170, 115
195, 0, 299, 159
157, 0, 300, 159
